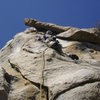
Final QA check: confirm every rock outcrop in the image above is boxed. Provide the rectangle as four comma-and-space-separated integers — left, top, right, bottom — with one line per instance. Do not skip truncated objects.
24, 18, 70, 33
57, 28, 100, 45
0, 18, 100, 100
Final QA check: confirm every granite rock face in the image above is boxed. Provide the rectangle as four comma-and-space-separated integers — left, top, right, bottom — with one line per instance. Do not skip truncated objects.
0, 67, 9, 100
57, 28, 100, 45
0, 19, 100, 100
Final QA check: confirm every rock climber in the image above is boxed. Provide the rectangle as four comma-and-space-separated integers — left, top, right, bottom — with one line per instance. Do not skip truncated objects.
43, 30, 79, 60
43, 30, 63, 53
35, 30, 79, 61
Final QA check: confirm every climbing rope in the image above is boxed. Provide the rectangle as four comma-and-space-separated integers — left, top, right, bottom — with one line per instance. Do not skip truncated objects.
40, 48, 48, 100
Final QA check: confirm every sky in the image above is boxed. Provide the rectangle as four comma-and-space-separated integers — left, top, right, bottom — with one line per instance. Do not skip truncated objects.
0, 0, 100, 49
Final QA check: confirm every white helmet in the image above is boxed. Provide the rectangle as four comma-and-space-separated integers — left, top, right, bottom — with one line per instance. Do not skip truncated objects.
46, 30, 53, 35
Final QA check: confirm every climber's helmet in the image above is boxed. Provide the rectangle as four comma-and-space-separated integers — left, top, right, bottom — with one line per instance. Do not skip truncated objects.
46, 30, 53, 35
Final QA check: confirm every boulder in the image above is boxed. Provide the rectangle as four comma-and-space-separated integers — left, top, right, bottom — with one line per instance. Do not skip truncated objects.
57, 28, 100, 45
24, 18, 70, 33
0, 20, 100, 100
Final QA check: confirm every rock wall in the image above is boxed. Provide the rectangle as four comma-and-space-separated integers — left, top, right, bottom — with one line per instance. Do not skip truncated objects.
0, 19, 100, 100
